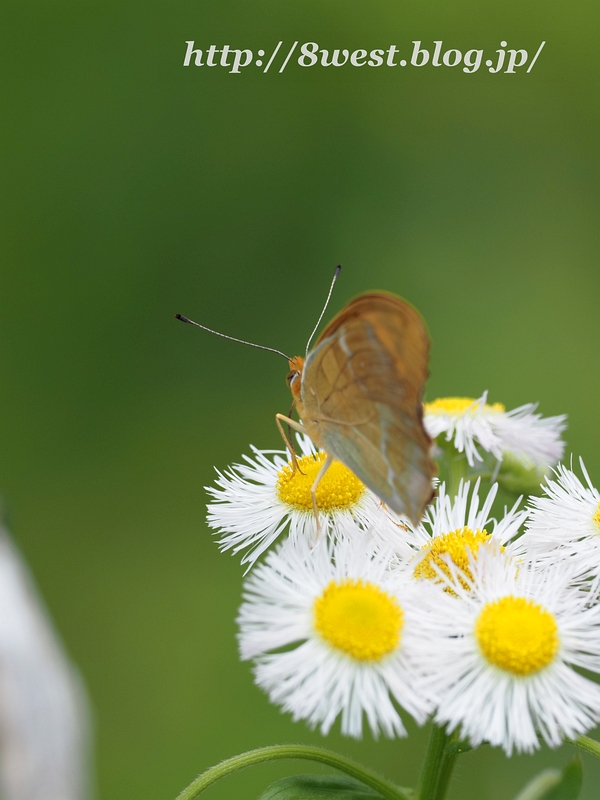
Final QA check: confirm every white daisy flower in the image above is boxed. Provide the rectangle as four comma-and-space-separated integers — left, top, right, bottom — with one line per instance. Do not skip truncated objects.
237, 532, 436, 738
424, 392, 566, 468
206, 436, 388, 570
378, 479, 527, 587
522, 460, 600, 575
421, 547, 600, 754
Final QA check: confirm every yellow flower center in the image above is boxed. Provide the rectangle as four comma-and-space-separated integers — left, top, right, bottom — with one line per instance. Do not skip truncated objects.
424, 397, 506, 416
313, 579, 403, 662
414, 527, 496, 589
276, 452, 365, 513
593, 503, 600, 530
476, 596, 559, 676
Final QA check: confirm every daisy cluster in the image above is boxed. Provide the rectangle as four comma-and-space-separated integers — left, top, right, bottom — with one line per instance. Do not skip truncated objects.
206, 396, 600, 756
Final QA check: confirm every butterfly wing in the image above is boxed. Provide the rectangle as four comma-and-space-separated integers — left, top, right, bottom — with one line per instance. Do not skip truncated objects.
300, 292, 435, 523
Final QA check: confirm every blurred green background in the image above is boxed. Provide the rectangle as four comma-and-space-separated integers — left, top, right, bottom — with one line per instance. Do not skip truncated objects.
1, 1, 599, 798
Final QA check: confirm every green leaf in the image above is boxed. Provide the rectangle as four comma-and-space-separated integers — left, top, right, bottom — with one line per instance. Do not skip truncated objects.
542, 757, 583, 800
257, 774, 388, 800
513, 756, 583, 800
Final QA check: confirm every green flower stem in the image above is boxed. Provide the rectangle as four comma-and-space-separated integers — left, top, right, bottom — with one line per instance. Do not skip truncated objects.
416, 725, 457, 800
447, 455, 469, 498
567, 735, 600, 758
435, 744, 458, 800
174, 744, 413, 800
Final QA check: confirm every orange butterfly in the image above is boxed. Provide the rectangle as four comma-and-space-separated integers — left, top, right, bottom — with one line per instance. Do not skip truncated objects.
176, 267, 435, 525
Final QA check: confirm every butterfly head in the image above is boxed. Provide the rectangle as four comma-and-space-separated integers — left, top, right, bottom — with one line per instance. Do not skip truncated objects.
286, 356, 305, 400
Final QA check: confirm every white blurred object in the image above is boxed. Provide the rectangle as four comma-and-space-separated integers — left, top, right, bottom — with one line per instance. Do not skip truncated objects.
0, 524, 91, 800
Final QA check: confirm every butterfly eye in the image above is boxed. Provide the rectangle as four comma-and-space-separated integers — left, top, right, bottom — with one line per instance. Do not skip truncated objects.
286, 370, 300, 388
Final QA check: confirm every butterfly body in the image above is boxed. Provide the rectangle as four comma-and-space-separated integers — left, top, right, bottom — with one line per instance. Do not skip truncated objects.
287, 292, 435, 523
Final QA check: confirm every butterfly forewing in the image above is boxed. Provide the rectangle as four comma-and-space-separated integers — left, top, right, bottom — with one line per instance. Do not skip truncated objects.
300, 293, 435, 523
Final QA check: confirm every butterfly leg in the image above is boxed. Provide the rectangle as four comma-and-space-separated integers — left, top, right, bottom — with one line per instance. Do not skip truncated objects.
310, 453, 334, 536
275, 414, 306, 474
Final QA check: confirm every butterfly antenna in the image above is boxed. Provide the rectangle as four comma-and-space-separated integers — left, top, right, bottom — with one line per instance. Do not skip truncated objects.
175, 314, 292, 361
305, 265, 342, 357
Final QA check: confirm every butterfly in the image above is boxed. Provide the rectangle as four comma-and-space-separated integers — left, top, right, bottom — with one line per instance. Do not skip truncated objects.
176, 267, 435, 525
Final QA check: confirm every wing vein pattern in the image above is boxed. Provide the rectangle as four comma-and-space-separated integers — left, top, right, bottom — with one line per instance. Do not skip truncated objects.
300, 292, 435, 522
